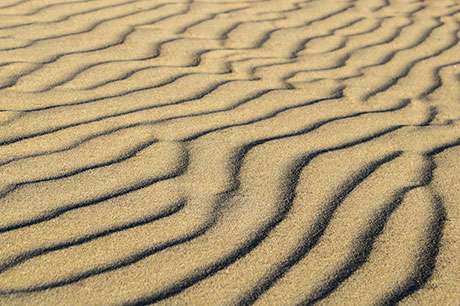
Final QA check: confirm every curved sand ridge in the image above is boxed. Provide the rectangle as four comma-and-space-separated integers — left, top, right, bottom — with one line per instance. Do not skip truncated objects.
0, 0, 459, 305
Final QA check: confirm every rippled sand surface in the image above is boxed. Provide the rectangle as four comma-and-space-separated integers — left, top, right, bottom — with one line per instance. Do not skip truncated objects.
0, 0, 459, 305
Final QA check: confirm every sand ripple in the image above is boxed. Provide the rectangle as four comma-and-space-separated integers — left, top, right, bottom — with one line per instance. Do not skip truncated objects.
0, 0, 459, 305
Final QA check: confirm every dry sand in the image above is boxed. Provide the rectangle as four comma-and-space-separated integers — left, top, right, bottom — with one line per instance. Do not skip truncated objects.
0, 0, 459, 305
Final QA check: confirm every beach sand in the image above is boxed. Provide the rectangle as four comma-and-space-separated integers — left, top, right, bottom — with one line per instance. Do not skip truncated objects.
0, 0, 459, 305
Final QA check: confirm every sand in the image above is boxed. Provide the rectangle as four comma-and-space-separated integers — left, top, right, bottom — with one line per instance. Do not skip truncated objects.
0, 0, 459, 305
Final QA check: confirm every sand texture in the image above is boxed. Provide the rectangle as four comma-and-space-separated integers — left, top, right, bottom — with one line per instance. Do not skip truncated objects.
0, 0, 459, 305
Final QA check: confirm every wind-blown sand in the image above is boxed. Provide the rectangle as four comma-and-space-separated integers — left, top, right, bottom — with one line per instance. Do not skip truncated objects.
0, 0, 459, 305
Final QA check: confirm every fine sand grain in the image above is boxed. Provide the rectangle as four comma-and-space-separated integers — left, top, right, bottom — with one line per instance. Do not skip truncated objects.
0, 0, 459, 305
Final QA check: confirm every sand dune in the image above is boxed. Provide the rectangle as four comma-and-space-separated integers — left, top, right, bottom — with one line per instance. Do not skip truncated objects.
0, 0, 459, 305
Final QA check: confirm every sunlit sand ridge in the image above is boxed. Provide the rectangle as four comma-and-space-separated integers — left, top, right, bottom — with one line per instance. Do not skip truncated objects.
0, 0, 459, 305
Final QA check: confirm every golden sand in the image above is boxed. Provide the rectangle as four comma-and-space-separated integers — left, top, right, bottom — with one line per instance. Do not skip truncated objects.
0, 0, 459, 305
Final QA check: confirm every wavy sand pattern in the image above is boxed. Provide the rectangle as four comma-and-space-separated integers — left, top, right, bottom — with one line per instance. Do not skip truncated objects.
0, 0, 459, 305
